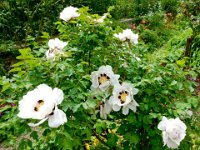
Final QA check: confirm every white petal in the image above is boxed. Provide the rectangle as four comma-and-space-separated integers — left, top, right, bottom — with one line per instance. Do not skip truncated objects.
99, 81, 110, 91
48, 39, 56, 49
111, 74, 120, 86
132, 88, 139, 95
109, 96, 121, 111
122, 106, 129, 115
28, 117, 49, 127
128, 101, 138, 112
165, 137, 179, 149
90, 71, 99, 89
175, 117, 187, 131
99, 65, 112, 72
158, 116, 168, 131
52, 88, 64, 105
179, 132, 186, 141
113, 104, 121, 111
59, 6, 80, 22
45, 50, 55, 60
48, 109, 67, 128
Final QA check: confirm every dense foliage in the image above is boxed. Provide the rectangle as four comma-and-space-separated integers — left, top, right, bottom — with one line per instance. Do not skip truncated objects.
0, 5, 199, 150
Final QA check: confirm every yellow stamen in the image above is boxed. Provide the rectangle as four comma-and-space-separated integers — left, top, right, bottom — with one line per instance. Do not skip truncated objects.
98, 74, 110, 85
99, 76, 108, 84
118, 91, 128, 103
121, 92, 128, 103
34, 100, 44, 112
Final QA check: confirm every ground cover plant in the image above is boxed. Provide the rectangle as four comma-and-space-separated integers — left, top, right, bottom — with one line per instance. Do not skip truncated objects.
0, 4, 199, 150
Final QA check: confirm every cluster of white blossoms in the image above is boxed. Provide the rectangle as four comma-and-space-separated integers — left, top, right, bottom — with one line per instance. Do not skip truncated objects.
90, 65, 139, 119
114, 29, 139, 44
18, 84, 67, 128
34, 6, 188, 148
158, 116, 187, 149
46, 38, 67, 60
60, 6, 80, 22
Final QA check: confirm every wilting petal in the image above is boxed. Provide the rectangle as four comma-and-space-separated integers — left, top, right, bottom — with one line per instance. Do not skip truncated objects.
100, 105, 106, 119
100, 101, 112, 120
104, 102, 112, 114
48, 108, 67, 128
52, 88, 64, 105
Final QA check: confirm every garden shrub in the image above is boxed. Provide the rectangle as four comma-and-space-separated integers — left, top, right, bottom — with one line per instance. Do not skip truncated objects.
0, 6, 199, 150
140, 30, 161, 48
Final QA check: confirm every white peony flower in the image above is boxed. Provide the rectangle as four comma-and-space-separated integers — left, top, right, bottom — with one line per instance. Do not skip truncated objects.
158, 116, 187, 149
46, 38, 67, 59
94, 13, 109, 23
114, 29, 139, 44
18, 84, 67, 128
48, 38, 67, 51
108, 82, 139, 115
100, 99, 112, 119
60, 6, 80, 22
91, 65, 120, 91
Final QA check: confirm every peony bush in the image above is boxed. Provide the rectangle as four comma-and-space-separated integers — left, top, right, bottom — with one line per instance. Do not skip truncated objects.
0, 6, 199, 150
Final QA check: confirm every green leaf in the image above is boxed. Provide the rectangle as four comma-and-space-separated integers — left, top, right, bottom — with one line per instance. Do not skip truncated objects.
30, 131, 38, 140
176, 60, 185, 67
107, 133, 118, 148
124, 133, 139, 144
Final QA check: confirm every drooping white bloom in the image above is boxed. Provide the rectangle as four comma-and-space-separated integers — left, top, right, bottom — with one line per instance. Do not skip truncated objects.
94, 13, 109, 23
18, 84, 67, 128
114, 29, 138, 44
108, 82, 139, 115
60, 6, 80, 22
91, 65, 120, 91
100, 99, 112, 119
46, 38, 67, 59
158, 116, 187, 149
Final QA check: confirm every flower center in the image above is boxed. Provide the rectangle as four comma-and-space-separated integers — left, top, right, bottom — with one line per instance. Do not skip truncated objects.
98, 73, 110, 85
118, 91, 129, 104
34, 100, 44, 112
170, 128, 180, 139
49, 47, 60, 53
